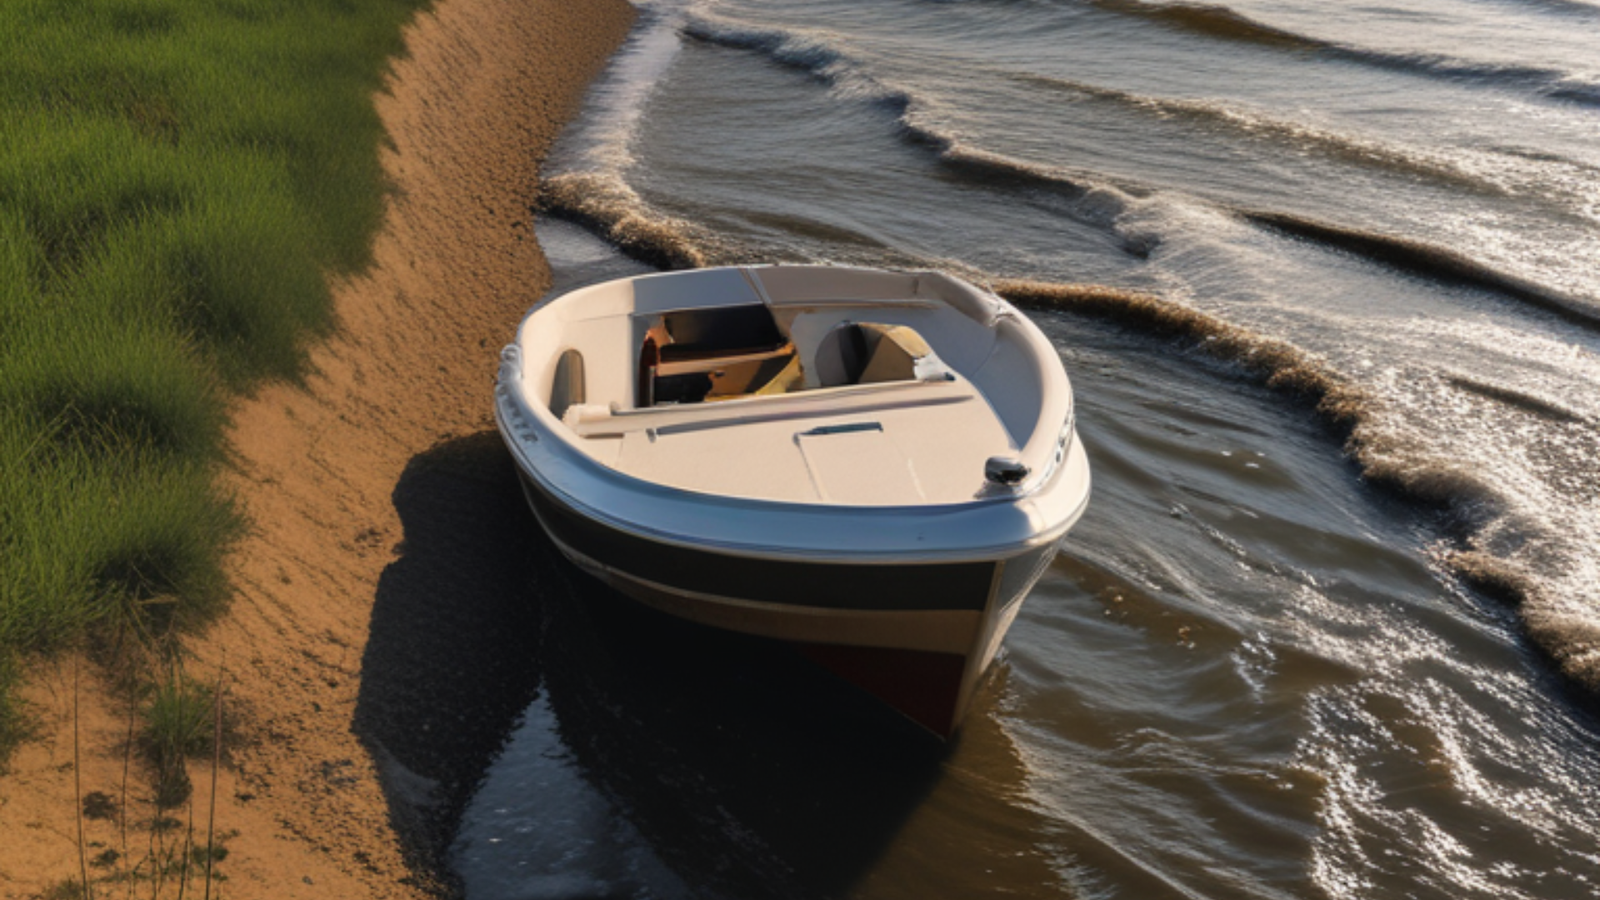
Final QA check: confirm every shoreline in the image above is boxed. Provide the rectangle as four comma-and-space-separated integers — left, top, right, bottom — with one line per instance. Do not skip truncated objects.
0, 0, 637, 895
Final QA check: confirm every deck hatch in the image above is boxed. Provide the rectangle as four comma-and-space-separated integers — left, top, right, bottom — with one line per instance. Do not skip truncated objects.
796, 424, 924, 505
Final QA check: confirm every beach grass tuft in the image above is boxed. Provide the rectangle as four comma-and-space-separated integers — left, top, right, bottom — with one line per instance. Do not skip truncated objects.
0, 0, 430, 754
142, 673, 214, 806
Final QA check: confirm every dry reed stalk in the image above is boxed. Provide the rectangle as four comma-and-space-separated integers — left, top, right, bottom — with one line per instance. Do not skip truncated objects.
152, 790, 167, 900
203, 662, 223, 900
144, 788, 162, 900
73, 657, 93, 900
120, 697, 133, 898
176, 783, 194, 900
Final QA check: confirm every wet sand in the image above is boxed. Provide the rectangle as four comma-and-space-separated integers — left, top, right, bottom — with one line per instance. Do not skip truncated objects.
0, 0, 635, 895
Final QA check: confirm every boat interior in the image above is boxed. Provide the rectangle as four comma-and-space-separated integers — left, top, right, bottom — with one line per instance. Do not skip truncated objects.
519, 267, 1063, 506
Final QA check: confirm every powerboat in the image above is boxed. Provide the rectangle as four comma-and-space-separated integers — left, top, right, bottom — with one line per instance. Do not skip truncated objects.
493, 265, 1090, 736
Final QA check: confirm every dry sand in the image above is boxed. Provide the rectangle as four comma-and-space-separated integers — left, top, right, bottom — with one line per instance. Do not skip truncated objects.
0, 0, 636, 895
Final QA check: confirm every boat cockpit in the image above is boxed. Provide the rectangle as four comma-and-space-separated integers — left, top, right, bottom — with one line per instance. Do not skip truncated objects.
514, 267, 1062, 505
634, 302, 951, 408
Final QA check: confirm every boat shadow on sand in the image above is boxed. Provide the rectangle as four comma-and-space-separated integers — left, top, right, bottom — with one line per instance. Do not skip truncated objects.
353, 430, 949, 898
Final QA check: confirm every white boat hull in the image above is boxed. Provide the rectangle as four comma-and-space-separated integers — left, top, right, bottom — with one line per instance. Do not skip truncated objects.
494, 265, 1092, 736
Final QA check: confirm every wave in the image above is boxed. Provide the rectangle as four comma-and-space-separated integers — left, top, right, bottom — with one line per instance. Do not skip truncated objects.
1089, 0, 1320, 49
894, 139, 1600, 330
1547, 83, 1600, 106
1488, 144, 1600, 175
1084, 0, 1600, 108
925, 143, 1165, 252
1446, 375, 1590, 425
608, 15, 1600, 330
680, 13, 1600, 289
1240, 211, 1600, 332
1451, 546, 1600, 697
607, 16, 1600, 326
680, 15, 1105, 183
536, 172, 709, 271
1490, 0, 1600, 18
537, 170, 976, 275
542, 2, 692, 177
1010, 73, 1505, 195
681, 16, 842, 74
991, 279, 1370, 431
680, 15, 906, 107
991, 280, 1507, 516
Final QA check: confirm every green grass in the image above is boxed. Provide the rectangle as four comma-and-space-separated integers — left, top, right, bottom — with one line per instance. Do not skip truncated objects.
142, 673, 216, 805
0, 0, 431, 753
143, 676, 214, 759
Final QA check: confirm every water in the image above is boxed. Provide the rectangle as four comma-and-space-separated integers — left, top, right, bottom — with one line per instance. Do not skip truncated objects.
444, 1, 1600, 896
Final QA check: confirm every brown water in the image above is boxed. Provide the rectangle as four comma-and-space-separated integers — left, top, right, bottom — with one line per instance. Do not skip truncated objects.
374, 0, 1600, 894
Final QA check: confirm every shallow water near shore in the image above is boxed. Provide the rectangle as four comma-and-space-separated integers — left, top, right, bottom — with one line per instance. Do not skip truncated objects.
448, 0, 1599, 895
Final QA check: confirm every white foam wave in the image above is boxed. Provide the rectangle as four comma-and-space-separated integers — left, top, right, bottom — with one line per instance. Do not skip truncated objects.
545, 0, 696, 175
681, 11, 908, 107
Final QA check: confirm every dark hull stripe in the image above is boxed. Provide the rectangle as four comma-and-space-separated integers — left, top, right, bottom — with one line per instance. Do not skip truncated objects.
519, 472, 996, 612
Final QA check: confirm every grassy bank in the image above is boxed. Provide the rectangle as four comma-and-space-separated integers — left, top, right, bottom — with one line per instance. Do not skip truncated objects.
0, 0, 430, 752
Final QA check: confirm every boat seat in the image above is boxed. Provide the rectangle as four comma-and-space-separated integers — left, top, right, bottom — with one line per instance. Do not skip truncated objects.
639, 305, 800, 405
815, 322, 946, 387
751, 354, 805, 396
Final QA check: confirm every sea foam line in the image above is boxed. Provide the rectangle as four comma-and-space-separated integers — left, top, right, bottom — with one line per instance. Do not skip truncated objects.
536, 171, 708, 271
1241, 212, 1600, 332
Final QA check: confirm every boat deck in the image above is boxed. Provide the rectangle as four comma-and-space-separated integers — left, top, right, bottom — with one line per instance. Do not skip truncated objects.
563, 377, 1017, 505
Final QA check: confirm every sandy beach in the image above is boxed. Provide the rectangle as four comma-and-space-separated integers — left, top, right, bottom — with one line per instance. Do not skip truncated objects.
0, 0, 635, 895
